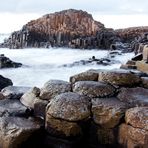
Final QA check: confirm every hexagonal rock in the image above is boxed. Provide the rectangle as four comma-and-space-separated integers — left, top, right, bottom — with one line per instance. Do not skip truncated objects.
117, 87, 148, 107
45, 114, 81, 137
0, 117, 42, 148
40, 80, 71, 100
99, 70, 141, 87
20, 87, 41, 109
70, 71, 98, 84
46, 92, 91, 121
1, 86, 31, 99
73, 81, 116, 98
125, 107, 148, 130
91, 98, 128, 128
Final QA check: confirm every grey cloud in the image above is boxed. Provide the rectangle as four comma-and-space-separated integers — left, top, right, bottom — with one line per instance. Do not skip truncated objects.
0, 0, 148, 15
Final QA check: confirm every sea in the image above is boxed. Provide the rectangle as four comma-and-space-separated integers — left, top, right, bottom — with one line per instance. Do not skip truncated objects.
0, 34, 134, 87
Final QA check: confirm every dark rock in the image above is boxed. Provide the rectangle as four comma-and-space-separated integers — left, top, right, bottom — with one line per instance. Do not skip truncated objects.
73, 81, 116, 98
117, 87, 148, 107
141, 77, 148, 88
1, 86, 31, 99
0, 75, 13, 90
0, 54, 22, 68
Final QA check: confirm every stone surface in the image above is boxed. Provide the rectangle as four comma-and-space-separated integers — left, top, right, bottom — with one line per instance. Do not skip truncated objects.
20, 87, 41, 109
141, 77, 148, 88
0, 75, 13, 90
45, 114, 81, 137
46, 92, 91, 121
0, 93, 5, 100
0, 99, 29, 117
70, 71, 98, 84
125, 107, 148, 130
1, 86, 31, 99
40, 80, 71, 100
0, 117, 42, 148
143, 45, 148, 62
0, 54, 22, 68
136, 61, 148, 73
99, 70, 141, 87
91, 98, 128, 128
73, 81, 116, 98
117, 87, 148, 107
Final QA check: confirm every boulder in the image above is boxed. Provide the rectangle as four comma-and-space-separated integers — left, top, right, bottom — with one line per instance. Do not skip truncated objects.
0, 99, 29, 117
45, 114, 81, 137
117, 87, 148, 107
0, 117, 42, 148
73, 81, 116, 98
20, 87, 41, 109
46, 92, 91, 121
0, 75, 13, 90
1, 86, 31, 99
0, 54, 22, 68
70, 71, 98, 84
125, 107, 148, 130
99, 70, 141, 87
91, 98, 128, 128
136, 61, 148, 73
40, 80, 71, 100
141, 77, 148, 88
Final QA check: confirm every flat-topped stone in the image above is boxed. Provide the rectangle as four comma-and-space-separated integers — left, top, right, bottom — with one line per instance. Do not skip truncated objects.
91, 98, 128, 128
117, 87, 148, 107
99, 70, 141, 86
125, 107, 148, 130
73, 81, 116, 98
40, 80, 71, 100
46, 92, 91, 121
1, 86, 31, 99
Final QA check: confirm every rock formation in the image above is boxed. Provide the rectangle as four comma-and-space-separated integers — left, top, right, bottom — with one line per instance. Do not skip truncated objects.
1, 9, 119, 49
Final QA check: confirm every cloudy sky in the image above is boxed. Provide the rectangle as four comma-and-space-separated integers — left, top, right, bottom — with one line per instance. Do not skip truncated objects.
0, 0, 148, 33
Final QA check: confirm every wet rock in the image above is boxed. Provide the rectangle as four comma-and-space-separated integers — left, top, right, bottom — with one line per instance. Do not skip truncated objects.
46, 92, 91, 121
91, 98, 128, 128
0, 75, 13, 90
70, 71, 98, 84
0, 54, 22, 68
40, 80, 71, 100
141, 77, 148, 88
20, 87, 41, 109
117, 87, 148, 107
45, 114, 81, 137
0, 117, 42, 148
1, 86, 31, 99
99, 70, 141, 87
136, 61, 148, 73
0, 93, 5, 100
73, 81, 116, 98
125, 107, 148, 130
0, 99, 29, 117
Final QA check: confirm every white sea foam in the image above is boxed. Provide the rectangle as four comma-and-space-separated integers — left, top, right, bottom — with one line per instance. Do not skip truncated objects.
0, 48, 134, 87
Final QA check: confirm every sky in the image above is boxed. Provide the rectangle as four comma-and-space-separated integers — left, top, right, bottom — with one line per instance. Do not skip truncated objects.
0, 0, 148, 33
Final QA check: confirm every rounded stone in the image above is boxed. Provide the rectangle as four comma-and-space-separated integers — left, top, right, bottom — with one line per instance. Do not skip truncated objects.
92, 98, 128, 128
99, 70, 141, 86
46, 92, 91, 121
40, 80, 71, 100
125, 107, 148, 130
73, 81, 115, 98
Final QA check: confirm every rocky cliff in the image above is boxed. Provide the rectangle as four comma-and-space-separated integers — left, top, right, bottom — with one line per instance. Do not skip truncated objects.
1, 9, 118, 49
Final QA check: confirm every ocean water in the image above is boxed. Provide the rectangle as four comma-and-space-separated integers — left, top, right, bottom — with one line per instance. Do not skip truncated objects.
0, 47, 134, 87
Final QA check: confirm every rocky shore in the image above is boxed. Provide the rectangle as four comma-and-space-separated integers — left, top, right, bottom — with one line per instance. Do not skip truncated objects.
0, 68, 147, 148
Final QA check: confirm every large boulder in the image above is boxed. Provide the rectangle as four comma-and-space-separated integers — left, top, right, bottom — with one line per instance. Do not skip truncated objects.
0, 75, 13, 90
46, 92, 91, 121
117, 87, 148, 107
0, 117, 42, 148
125, 107, 148, 130
20, 87, 41, 109
45, 114, 81, 137
91, 98, 128, 128
1, 86, 30, 99
40, 80, 71, 100
0, 99, 29, 117
99, 70, 141, 87
73, 81, 116, 98
70, 71, 98, 84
